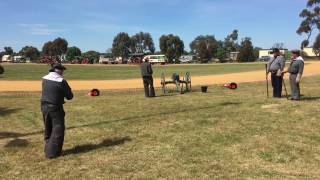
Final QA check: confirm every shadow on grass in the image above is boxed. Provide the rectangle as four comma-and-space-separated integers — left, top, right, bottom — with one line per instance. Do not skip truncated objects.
4, 138, 29, 148
300, 96, 320, 101
63, 136, 131, 156
0, 102, 239, 139
219, 102, 242, 106
67, 103, 223, 130
0, 132, 23, 139
158, 93, 180, 97
0, 107, 21, 116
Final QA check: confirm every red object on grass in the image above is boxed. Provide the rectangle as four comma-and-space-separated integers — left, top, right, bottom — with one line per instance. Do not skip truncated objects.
88, 89, 100, 96
224, 82, 237, 90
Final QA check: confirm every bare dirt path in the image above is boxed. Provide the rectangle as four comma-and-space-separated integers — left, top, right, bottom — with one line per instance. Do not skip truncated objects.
1, 61, 319, 92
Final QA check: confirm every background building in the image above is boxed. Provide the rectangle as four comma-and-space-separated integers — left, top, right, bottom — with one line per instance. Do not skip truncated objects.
302, 47, 317, 57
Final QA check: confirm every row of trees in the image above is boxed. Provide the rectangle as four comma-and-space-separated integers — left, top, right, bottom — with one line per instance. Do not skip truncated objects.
0, 46, 40, 62
0, 38, 100, 63
111, 30, 259, 63
1, 30, 260, 63
111, 32, 155, 59
42, 38, 99, 63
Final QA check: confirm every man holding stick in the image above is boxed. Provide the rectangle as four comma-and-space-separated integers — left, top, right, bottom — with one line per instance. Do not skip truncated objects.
266, 48, 286, 98
282, 50, 304, 101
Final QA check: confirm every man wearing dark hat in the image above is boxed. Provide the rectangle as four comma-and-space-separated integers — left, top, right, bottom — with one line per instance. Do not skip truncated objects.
267, 48, 286, 98
282, 50, 304, 100
41, 64, 73, 159
140, 57, 155, 97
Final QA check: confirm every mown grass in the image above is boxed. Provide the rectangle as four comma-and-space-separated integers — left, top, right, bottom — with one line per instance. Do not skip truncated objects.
0, 63, 265, 80
0, 76, 320, 179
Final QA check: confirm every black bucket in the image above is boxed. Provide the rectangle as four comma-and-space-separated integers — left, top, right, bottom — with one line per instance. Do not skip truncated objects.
201, 86, 208, 93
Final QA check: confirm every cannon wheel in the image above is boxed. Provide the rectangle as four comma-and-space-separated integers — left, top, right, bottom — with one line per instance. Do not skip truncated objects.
0, 65, 4, 75
181, 76, 185, 93
185, 72, 191, 91
175, 80, 181, 93
161, 73, 166, 94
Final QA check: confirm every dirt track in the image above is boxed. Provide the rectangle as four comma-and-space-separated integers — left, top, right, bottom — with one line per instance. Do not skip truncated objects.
1, 61, 320, 92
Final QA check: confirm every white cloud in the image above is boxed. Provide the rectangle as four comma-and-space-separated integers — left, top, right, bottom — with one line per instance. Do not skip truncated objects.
17, 23, 67, 35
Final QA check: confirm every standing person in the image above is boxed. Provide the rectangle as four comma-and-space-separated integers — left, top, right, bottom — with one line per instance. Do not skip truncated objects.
41, 64, 73, 159
267, 48, 286, 98
140, 57, 155, 97
283, 50, 304, 100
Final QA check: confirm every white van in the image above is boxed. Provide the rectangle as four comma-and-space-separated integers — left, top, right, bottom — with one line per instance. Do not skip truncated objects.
143, 55, 167, 64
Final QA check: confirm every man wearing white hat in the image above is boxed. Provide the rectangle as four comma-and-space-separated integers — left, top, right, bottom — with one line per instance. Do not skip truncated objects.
41, 64, 73, 158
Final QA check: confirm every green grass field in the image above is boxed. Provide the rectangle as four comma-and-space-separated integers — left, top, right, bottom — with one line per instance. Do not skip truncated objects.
0, 63, 265, 80
1, 76, 320, 179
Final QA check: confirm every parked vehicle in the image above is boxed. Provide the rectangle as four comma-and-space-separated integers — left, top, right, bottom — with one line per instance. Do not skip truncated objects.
179, 55, 194, 63
259, 56, 271, 61
143, 55, 167, 64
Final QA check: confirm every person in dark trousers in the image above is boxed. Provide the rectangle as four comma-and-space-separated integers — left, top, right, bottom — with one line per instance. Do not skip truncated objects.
282, 50, 304, 100
140, 57, 155, 97
267, 48, 286, 98
41, 64, 73, 159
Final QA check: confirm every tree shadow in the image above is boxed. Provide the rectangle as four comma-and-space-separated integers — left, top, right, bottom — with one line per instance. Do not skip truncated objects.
4, 138, 29, 148
63, 136, 131, 156
299, 96, 320, 101
0, 107, 21, 116
0, 132, 24, 139
67, 104, 218, 130
159, 93, 180, 97
0, 104, 220, 140
219, 102, 242, 106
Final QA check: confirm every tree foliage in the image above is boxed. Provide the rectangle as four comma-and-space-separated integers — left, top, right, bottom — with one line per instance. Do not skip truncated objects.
272, 42, 285, 49
19, 46, 40, 61
159, 34, 184, 63
130, 32, 155, 54
112, 32, 132, 59
297, 0, 320, 54
83, 50, 100, 64
42, 37, 68, 61
215, 47, 226, 62
224, 30, 239, 52
66, 46, 82, 61
0, 51, 5, 61
190, 35, 219, 63
42, 41, 54, 56
4, 47, 14, 55
53, 38, 68, 56
238, 37, 255, 62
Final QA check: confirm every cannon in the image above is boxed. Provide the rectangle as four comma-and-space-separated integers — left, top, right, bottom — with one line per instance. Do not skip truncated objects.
161, 72, 191, 94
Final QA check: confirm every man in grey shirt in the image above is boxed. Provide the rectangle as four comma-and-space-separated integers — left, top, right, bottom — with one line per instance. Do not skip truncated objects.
267, 48, 286, 98
41, 64, 73, 159
283, 50, 304, 100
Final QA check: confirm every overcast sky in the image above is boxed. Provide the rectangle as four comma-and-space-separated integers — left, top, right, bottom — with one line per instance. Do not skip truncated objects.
0, 0, 309, 53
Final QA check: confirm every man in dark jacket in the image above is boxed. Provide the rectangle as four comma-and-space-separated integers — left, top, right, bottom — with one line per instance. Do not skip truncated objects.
41, 64, 73, 159
140, 57, 155, 97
